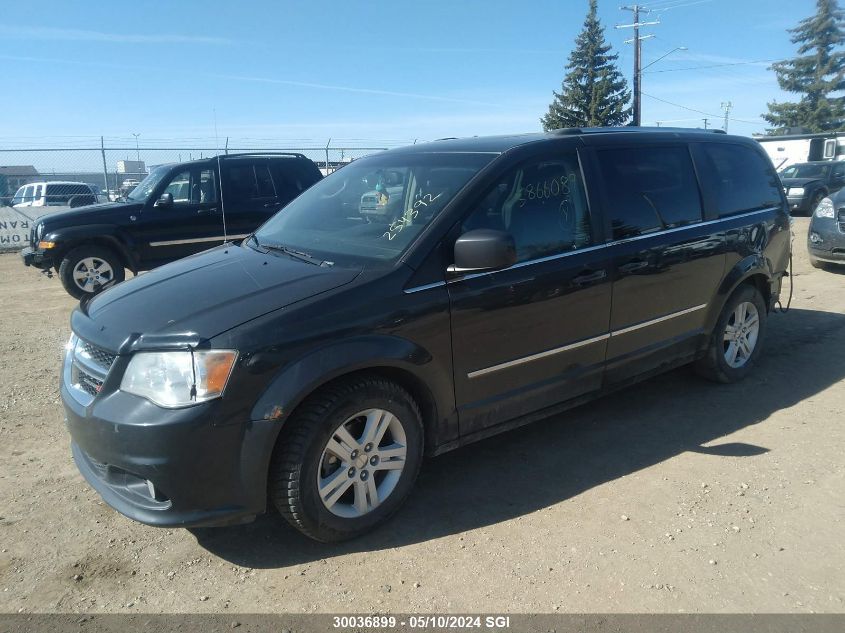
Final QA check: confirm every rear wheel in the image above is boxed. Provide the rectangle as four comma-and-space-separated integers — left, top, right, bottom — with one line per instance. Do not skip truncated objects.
58, 245, 125, 299
269, 375, 424, 542
695, 284, 767, 383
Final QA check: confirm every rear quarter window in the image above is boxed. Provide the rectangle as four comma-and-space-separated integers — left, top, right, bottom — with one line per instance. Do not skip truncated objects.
272, 160, 322, 201
44, 184, 92, 204
695, 143, 783, 217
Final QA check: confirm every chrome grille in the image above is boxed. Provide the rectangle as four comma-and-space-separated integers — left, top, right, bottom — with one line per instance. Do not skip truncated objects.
78, 341, 117, 370
64, 336, 117, 405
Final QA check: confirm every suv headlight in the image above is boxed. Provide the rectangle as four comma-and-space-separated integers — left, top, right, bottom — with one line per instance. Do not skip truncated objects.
120, 350, 238, 408
815, 197, 835, 218
36, 222, 44, 241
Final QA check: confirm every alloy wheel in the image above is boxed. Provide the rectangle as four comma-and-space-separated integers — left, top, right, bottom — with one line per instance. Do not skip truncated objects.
72, 257, 115, 293
723, 301, 760, 369
317, 408, 408, 518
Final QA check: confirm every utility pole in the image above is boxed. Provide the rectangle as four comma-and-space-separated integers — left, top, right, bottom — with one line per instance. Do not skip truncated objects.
721, 101, 733, 132
617, 6, 659, 126
702, 118, 710, 129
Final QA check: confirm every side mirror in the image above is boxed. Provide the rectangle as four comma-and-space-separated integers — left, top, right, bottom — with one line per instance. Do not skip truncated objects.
448, 229, 517, 276
154, 192, 173, 208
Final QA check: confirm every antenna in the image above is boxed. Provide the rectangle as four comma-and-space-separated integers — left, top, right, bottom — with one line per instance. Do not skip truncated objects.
213, 108, 228, 243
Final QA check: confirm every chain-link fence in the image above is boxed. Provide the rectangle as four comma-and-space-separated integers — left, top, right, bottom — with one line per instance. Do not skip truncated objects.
0, 143, 389, 201
0, 141, 396, 250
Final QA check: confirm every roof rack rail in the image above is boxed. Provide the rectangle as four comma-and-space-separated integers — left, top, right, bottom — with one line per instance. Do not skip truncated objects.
220, 152, 309, 159
551, 126, 727, 135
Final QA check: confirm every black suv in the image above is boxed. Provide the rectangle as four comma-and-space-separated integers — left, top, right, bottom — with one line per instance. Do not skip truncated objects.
779, 160, 845, 215
61, 129, 790, 541
21, 153, 322, 298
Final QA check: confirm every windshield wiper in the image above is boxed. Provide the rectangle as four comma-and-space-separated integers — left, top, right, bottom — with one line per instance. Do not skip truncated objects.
260, 241, 332, 267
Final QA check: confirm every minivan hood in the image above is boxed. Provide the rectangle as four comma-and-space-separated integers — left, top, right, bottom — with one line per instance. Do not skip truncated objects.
74, 244, 361, 351
36, 201, 143, 226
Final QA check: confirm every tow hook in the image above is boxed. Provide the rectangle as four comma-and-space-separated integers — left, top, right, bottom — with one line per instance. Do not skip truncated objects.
40, 268, 54, 279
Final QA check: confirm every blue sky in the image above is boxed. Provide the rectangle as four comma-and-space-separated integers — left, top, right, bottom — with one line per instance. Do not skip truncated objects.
0, 0, 819, 147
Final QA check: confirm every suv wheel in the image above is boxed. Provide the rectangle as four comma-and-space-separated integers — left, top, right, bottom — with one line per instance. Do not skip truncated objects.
807, 191, 825, 216
269, 375, 424, 542
59, 245, 125, 299
696, 284, 767, 383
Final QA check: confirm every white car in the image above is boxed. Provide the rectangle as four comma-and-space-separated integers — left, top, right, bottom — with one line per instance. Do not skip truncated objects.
12, 181, 98, 208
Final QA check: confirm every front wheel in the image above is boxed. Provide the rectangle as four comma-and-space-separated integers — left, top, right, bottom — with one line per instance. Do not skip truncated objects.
269, 375, 424, 542
58, 245, 125, 299
695, 284, 767, 383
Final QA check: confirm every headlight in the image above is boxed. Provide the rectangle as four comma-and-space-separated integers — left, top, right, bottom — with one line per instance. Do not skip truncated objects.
120, 350, 238, 408
36, 222, 44, 240
815, 197, 835, 218
788, 187, 805, 196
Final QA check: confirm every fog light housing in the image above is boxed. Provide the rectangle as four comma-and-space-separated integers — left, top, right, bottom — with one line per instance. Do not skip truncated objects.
809, 232, 823, 244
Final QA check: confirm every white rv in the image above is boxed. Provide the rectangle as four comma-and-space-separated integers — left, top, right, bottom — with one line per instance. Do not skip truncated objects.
755, 132, 845, 171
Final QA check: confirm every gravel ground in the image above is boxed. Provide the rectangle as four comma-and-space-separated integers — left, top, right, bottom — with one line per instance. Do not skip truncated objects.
0, 217, 843, 614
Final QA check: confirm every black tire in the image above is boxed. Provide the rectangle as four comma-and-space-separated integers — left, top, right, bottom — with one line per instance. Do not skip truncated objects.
269, 374, 424, 542
695, 284, 768, 383
58, 245, 125, 300
806, 191, 825, 217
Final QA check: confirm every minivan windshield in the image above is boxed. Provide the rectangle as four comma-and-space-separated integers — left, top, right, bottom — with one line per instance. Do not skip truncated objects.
780, 163, 831, 179
126, 165, 171, 201
252, 152, 494, 265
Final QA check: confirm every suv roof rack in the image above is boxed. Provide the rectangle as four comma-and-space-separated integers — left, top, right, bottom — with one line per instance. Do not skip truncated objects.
551, 127, 727, 135
220, 152, 309, 160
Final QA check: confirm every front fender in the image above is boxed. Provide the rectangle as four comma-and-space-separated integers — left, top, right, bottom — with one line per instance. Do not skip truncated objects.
239, 334, 452, 509
249, 334, 439, 424
45, 224, 137, 271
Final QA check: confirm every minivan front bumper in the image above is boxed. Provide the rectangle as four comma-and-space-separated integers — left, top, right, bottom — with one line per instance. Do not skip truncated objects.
62, 362, 276, 528
807, 214, 845, 264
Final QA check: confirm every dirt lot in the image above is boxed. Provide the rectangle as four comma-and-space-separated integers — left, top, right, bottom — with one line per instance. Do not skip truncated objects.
0, 217, 843, 614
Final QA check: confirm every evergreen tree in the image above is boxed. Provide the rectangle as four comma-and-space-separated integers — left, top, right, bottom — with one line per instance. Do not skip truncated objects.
541, 0, 631, 130
764, 0, 845, 134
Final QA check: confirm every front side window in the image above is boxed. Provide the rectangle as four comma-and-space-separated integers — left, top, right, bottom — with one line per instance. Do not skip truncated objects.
462, 154, 591, 262
598, 145, 703, 240
22, 185, 34, 202
162, 170, 192, 204
157, 168, 218, 206
700, 143, 783, 217
780, 163, 830, 179
253, 152, 494, 265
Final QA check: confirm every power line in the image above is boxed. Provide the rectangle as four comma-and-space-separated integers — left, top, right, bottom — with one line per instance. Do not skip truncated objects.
641, 92, 764, 125
643, 58, 785, 74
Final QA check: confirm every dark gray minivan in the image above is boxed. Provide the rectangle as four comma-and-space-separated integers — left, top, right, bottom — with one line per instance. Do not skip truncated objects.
61, 128, 791, 541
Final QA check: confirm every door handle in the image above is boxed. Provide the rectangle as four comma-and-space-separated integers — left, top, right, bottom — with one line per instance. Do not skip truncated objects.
263, 202, 280, 209
197, 207, 218, 215
572, 269, 607, 285
619, 260, 649, 274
